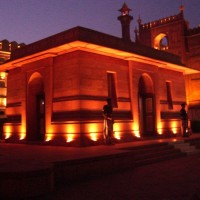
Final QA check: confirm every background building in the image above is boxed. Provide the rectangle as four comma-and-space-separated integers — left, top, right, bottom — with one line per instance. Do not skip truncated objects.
0, 40, 24, 138
136, 5, 200, 132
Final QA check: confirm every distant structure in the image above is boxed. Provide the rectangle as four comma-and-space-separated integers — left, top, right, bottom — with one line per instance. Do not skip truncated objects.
0, 40, 25, 64
0, 3, 199, 146
0, 40, 25, 138
136, 4, 200, 132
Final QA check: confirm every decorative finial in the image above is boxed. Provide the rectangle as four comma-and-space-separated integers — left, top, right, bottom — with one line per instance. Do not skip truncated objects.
180, 0, 184, 13
180, 4, 184, 13
137, 15, 142, 24
118, 2, 132, 16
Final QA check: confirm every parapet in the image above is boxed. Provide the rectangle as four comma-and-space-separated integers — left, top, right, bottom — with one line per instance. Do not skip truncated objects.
139, 12, 184, 30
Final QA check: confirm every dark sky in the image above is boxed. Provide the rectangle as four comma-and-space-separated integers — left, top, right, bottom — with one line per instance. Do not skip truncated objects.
0, 0, 199, 44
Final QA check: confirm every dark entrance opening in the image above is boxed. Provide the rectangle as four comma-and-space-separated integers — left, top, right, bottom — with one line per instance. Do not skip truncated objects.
36, 94, 45, 140
27, 73, 45, 141
139, 74, 156, 136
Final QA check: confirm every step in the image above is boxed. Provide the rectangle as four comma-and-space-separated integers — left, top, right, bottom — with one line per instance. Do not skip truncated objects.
185, 138, 200, 149
135, 151, 185, 166
0, 142, 186, 199
169, 141, 200, 155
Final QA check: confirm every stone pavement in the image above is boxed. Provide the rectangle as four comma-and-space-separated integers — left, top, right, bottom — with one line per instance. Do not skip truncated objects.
37, 154, 200, 200
0, 134, 200, 200
44, 155, 200, 200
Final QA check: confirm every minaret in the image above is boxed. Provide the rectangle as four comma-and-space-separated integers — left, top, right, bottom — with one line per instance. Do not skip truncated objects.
118, 3, 133, 41
180, 4, 184, 15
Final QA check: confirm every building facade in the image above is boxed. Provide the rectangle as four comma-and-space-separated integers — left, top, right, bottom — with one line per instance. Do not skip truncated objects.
0, 4, 199, 146
136, 5, 200, 132
0, 40, 24, 138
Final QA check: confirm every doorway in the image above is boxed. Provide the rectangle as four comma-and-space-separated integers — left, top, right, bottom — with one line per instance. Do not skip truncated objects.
36, 94, 45, 140
138, 74, 156, 136
27, 73, 45, 141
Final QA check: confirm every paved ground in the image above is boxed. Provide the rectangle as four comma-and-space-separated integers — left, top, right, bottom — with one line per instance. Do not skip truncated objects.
1, 134, 200, 200
34, 154, 200, 200
1, 135, 199, 171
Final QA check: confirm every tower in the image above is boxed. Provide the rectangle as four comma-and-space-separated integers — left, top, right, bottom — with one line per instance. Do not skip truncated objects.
137, 5, 187, 63
118, 3, 133, 41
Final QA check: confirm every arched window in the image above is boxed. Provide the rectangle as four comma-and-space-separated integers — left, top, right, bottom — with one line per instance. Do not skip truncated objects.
154, 33, 169, 51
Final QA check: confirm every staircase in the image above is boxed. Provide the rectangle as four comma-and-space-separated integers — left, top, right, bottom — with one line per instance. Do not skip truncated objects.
0, 141, 187, 199
169, 139, 200, 155
54, 142, 186, 185
120, 142, 186, 166
185, 137, 200, 150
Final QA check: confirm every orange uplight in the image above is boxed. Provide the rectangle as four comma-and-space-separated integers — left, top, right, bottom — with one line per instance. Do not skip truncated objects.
5, 126, 12, 139
172, 128, 177, 134
66, 134, 75, 143
132, 123, 141, 138
170, 121, 178, 134
3, 98, 6, 107
5, 132, 11, 139
66, 124, 77, 134
90, 133, 98, 141
157, 121, 163, 135
88, 124, 99, 132
114, 131, 121, 140
157, 129, 163, 135
46, 126, 54, 134
0, 72, 6, 80
133, 130, 141, 138
113, 123, 121, 132
88, 124, 99, 141
45, 134, 53, 142
19, 133, 26, 140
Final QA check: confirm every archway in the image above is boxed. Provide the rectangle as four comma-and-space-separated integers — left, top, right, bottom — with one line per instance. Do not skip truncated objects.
27, 72, 45, 141
138, 74, 156, 136
154, 33, 169, 51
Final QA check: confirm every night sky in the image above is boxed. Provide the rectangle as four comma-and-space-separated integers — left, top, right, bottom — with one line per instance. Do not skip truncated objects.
0, 0, 199, 44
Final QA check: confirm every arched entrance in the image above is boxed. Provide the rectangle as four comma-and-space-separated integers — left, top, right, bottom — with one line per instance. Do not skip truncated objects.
27, 72, 45, 141
138, 74, 156, 136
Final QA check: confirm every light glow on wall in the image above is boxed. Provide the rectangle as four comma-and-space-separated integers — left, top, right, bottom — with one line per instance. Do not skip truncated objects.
133, 130, 141, 138
132, 123, 141, 138
90, 133, 98, 141
45, 134, 53, 142
87, 124, 100, 141
4, 126, 12, 139
66, 134, 75, 143
46, 126, 54, 134
157, 121, 163, 135
0, 72, 6, 80
114, 131, 121, 140
114, 123, 121, 132
170, 121, 178, 134
66, 124, 77, 134
0, 98, 7, 107
19, 133, 26, 140
88, 124, 98, 133
157, 129, 163, 135
5, 132, 11, 139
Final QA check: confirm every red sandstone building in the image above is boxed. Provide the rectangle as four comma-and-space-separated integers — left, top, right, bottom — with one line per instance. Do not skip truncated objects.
0, 4, 199, 146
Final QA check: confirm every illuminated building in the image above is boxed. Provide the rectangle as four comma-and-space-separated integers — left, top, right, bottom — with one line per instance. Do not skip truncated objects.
0, 4, 199, 146
136, 4, 200, 132
0, 40, 24, 139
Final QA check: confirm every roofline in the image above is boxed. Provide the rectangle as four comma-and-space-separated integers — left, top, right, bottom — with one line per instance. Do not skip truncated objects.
9, 26, 182, 64
0, 26, 199, 75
